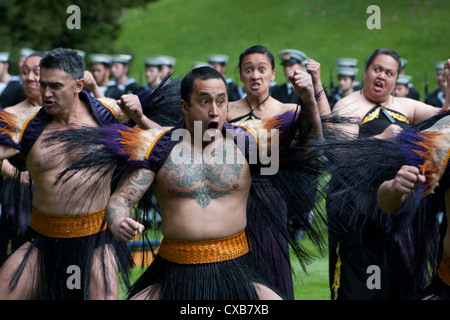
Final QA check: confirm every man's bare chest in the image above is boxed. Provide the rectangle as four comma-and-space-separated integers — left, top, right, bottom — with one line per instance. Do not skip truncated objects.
156, 142, 248, 208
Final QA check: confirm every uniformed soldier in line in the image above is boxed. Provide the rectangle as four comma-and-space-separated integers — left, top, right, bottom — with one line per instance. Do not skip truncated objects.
143, 57, 164, 91
0, 52, 26, 108
399, 58, 420, 100
393, 74, 412, 98
328, 62, 359, 110
154, 55, 176, 80
109, 54, 142, 95
88, 53, 122, 99
425, 61, 447, 108
207, 54, 241, 101
270, 49, 309, 103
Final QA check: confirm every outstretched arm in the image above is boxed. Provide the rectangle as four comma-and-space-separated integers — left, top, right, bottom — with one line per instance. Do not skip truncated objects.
377, 165, 426, 213
107, 167, 155, 242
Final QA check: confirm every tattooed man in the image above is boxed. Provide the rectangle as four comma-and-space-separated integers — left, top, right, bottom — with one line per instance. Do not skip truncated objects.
0, 48, 156, 300
105, 66, 322, 300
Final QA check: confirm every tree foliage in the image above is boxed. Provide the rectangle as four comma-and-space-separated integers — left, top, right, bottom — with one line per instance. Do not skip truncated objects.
0, 0, 153, 72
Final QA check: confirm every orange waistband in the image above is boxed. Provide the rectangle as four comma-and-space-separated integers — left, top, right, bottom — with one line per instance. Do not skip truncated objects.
158, 230, 250, 264
30, 207, 107, 238
438, 250, 450, 287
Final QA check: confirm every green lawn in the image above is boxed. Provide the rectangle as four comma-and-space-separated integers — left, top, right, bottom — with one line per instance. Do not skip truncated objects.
292, 237, 330, 300
115, 0, 449, 100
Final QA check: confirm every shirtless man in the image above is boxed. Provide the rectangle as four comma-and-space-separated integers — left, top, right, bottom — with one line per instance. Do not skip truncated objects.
104, 66, 322, 300
0, 48, 150, 300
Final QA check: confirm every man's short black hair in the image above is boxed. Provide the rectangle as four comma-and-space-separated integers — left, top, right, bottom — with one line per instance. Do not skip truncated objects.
180, 66, 227, 105
40, 48, 85, 80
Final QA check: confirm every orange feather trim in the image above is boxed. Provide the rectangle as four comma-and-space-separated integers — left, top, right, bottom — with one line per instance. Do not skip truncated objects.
412, 131, 450, 196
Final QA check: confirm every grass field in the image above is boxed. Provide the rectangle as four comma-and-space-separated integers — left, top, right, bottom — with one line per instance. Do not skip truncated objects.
292, 236, 330, 300
114, 0, 449, 99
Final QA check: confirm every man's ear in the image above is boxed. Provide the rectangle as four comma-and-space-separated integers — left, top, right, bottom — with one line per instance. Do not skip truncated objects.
75, 78, 85, 93
181, 99, 189, 115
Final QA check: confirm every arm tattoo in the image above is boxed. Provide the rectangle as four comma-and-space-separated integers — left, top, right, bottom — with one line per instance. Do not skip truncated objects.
161, 143, 243, 208
425, 116, 450, 132
106, 168, 154, 226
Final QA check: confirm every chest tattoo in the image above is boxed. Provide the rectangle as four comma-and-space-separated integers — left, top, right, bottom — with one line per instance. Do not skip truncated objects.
161, 143, 244, 208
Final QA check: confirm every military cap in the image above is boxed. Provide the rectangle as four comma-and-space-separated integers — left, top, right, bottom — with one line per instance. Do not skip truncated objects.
144, 56, 165, 67
0, 52, 10, 62
336, 66, 359, 77
111, 54, 132, 64
278, 49, 309, 65
207, 54, 229, 64
90, 53, 112, 65
396, 74, 411, 86
20, 47, 35, 57
192, 61, 212, 69
155, 55, 176, 67
336, 58, 358, 68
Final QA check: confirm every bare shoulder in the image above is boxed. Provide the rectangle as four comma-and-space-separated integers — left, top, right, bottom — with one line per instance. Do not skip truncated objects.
332, 91, 363, 116
395, 97, 441, 123
227, 99, 248, 121
3, 101, 40, 116
283, 102, 300, 112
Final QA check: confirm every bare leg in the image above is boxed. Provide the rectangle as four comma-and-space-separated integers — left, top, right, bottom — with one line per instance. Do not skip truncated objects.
89, 244, 119, 300
254, 282, 283, 300
129, 285, 160, 300
0, 241, 40, 299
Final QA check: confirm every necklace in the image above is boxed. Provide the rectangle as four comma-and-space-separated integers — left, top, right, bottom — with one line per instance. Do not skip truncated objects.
245, 94, 270, 112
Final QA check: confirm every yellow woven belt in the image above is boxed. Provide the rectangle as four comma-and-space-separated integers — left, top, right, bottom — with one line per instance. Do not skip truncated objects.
158, 230, 250, 264
30, 206, 107, 238
438, 250, 450, 286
